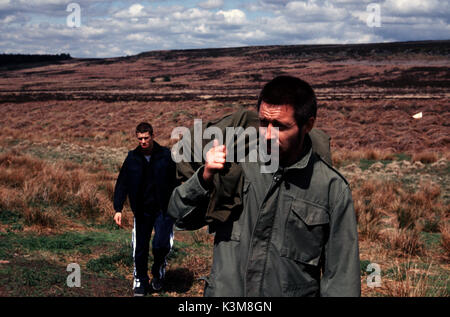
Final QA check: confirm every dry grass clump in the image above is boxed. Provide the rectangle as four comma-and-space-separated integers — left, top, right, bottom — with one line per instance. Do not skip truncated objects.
0, 150, 119, 230
333, 148, 396, 167
22, 165, 84, 206
0, 152, 44, 188
0, 186, 25, 211
384, 260, 433, 297
353, 179, 398, 240
384, 228, 424, 256
444, 150, 450, 161
412, 151, 439, 164
353, 179, 445, 256
23, 207, 57, 228
440, 222, 450, 259
400, 182, 445, 233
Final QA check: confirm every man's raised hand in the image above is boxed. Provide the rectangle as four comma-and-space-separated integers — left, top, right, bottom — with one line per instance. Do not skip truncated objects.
202, 139, 227, 185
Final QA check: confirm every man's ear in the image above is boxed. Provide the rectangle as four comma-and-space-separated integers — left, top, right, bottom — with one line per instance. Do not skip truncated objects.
303, 117, 315, 134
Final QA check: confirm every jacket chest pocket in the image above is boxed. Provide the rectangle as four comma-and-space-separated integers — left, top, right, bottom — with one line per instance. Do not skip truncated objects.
281, 199, 330, 266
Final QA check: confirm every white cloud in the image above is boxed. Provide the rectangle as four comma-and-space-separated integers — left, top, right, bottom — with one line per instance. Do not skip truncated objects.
114, 4, 150, 18
235, 29, 266, 41
173, 8, 213, 20
126, 33, 145, 41
194, 23, 210, 34
197, 0, 223, 10
128, 4, 144, 16
384, 0, 441, 15
284, 1, 349, 22
216, 9, 246, 24
0, 0, 11, 9
0, 14, 15, 23
18, 0, 68, 5
0, 0, 448, 57
383, 0, 450, 20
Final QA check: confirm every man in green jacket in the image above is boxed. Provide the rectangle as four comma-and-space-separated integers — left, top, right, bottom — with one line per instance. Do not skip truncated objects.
168, 76, 361, 297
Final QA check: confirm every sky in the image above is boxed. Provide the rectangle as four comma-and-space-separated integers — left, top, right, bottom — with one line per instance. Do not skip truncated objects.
0, 0, 449, 58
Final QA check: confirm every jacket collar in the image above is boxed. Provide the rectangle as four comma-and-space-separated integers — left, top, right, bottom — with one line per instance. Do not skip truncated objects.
134, 141, 163, 159
256, 133, 313, 174
284, 133, 313, 171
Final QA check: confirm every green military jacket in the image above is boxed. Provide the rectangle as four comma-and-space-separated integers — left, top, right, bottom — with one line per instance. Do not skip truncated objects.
174, 109, 333, 228
168, 110, 361, 297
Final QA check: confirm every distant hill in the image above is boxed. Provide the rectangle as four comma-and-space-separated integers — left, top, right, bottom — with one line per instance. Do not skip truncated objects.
132, 40, 450, 61
0, 53, 72, 70
0, 40, 448, 155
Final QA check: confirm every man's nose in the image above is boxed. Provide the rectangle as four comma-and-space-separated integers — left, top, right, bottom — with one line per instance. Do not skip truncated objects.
265, 124, 274, 140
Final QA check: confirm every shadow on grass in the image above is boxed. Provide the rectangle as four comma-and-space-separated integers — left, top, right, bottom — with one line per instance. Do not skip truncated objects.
160, 268, 194, 293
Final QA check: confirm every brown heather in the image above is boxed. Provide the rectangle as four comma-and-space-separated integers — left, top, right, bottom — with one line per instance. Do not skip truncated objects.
440, 222, 450, 259
0, 45, 448, 296
384, 228, 424, 256
0, 151, 121, 229
352, 179, 446, 256
333, 148, 396, 167
384, 259, 433, 297
412, 151, 439, 164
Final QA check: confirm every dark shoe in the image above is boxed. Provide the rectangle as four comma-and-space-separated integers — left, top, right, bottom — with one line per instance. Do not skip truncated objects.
151, 277, 163, 291
134, 280, 149, 297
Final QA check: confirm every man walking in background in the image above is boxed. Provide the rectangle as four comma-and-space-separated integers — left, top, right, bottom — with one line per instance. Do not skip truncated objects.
113, 122, 176, 296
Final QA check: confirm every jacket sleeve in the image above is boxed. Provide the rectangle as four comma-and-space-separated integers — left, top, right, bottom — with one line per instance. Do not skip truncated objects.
167, 166, 211, 230
163, 156, 178, 213
169, 157, 178, 196
113, 156, 129, 213
320, 184, 361, 297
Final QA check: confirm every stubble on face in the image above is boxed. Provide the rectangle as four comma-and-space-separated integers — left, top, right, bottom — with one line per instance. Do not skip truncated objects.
258, 102, 305, 167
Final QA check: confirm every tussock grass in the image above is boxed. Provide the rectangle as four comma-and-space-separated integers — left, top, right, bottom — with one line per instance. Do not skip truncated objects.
412, 151, 439, 164
440, 222, 450, 259
333, 148, 397, 167
384, 260, 432, 297
0, 150, 123, 231
23, 207, 57, 228
353, 179, 446, 258
384, 228, 424, 256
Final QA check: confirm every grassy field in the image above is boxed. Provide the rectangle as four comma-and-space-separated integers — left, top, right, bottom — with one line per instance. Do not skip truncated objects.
0, 138, 218, 297
0, 43, 448, 296
0, 117, 448, 297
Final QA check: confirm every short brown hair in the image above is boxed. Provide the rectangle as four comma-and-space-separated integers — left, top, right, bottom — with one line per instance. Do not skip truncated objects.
257, 76, 317, 127
135, 122, 153, 135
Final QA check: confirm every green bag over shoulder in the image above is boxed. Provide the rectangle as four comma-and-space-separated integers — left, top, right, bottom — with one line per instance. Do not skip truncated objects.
174, 108, 332, 229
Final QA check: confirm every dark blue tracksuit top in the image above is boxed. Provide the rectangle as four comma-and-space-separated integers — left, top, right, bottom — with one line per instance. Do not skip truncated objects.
113, 141, 177, 215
